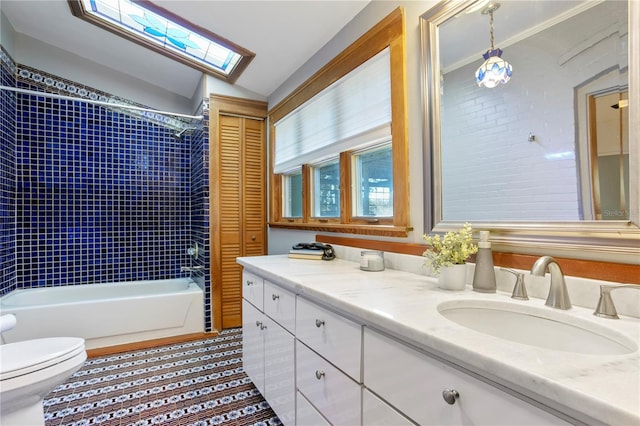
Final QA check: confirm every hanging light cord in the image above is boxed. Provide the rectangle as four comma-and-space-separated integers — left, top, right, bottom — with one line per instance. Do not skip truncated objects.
489, 10, 495, 51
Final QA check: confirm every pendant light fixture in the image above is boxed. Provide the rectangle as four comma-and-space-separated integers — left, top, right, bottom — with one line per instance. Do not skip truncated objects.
475, 2, 512, 88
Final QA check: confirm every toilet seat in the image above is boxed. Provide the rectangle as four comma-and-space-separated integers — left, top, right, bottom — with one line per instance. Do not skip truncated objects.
0, 337, 86, 380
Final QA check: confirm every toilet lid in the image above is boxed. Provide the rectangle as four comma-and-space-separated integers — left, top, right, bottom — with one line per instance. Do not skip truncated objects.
0, 337, 86, 380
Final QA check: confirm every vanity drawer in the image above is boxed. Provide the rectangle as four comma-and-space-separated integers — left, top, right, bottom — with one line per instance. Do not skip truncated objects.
364, 328, 569, 426
295, 297, 362, 381
263, 281, 295, 333
296, 340, 361, 426
296, 390, 330, 426
363, 389, 415, 426
242, 270, 264, 310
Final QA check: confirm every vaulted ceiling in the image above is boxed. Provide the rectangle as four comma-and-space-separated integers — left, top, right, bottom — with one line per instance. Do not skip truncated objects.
1, 1, 370, 99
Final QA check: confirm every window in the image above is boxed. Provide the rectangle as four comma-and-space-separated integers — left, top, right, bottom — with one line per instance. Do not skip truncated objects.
283, 170, 303, 218
312, 160, 340, 218
353, 144, 393, 218
268, 8, 409, 237
68, 0, 254, 83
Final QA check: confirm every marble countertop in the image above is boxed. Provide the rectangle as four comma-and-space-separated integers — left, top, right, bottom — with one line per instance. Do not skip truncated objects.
237, 255, 640, 426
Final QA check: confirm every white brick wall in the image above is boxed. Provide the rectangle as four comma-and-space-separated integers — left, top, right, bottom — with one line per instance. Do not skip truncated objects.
441, 1, 627, 221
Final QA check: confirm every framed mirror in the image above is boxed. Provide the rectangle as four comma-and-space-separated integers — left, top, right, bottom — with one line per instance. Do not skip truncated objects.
420, 0, 639, 263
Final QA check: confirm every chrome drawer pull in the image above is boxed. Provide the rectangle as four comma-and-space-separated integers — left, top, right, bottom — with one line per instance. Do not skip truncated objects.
246, 280, 254, 286
255, 320, 262, 327
315, 370, 325, 380
442, 389, 460, 405
260, 324, 267, 330
272, 294, 280, 301
315, 319, 325, 328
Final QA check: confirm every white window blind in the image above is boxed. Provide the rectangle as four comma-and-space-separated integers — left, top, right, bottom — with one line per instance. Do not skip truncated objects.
274, 48, 391, 174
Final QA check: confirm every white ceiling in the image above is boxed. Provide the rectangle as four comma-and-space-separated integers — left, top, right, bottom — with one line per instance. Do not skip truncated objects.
1, 0, 370, 100
438, 1, 595, 70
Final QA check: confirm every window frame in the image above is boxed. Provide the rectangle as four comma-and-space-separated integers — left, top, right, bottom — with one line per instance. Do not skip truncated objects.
268, 7, 409, 237
68, 0, 255, 83
282, 168, 303, 219
310, 158, 341, 220
351, 142, 394, 221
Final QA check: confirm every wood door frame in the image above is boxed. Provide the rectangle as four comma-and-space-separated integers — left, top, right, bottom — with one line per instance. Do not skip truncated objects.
210, 95, 267, 332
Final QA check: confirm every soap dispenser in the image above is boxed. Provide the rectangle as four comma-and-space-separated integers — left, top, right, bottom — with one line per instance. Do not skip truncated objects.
472, 230, 496, 293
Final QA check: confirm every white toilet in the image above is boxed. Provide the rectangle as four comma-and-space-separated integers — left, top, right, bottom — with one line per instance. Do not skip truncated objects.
1, 331, 87, 425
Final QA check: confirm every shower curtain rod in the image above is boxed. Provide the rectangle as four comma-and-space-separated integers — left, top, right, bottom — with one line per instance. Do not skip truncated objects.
0, 85, 203, 121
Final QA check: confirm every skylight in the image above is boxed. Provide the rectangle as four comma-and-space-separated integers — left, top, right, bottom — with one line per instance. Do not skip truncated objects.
68, 0, 254, 83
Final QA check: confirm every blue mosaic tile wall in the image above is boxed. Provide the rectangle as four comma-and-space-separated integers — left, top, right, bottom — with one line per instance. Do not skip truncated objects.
0, 47, 17, 296
1, 45, 212, 327
13, 70, 193, 288
189, 103, 211, 331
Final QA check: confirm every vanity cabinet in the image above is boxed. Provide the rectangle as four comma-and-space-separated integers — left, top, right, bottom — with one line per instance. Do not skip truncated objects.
240, 265, 575, 426
242, 300, 266, 394
363, 328, 569, 425
296, 340, 361, 425
295, 297, 362, 381
242, 270, 264, 310
295, 297, 363, 425
264, 281, 296, 333
362, 389, 414, 426
241, 272, 295, 424
296, 390, 330, 426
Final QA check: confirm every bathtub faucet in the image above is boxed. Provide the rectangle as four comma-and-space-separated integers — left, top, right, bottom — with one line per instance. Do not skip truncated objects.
181, 265, 205, 272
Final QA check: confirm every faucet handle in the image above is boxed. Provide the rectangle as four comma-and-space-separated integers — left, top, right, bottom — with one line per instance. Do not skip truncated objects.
501, 268, 529, 300
594, 285, 640, 319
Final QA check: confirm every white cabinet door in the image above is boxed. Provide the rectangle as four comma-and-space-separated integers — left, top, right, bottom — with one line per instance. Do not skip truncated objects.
242, 299, 265, 395
242, 271, 264, 310
296, 391, 330, 426
264, 280, 296, 333
296, 297, 362, 381
364, 328, 569, 426
264, 316, 295, 425
363, 389, 415, 426
296, 340, 361, 426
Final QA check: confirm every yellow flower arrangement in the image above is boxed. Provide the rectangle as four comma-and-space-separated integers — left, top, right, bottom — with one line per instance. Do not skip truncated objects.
423, 223, 478, 275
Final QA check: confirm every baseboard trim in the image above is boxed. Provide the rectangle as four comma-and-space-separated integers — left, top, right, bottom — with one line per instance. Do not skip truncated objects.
86, 331, 219, 358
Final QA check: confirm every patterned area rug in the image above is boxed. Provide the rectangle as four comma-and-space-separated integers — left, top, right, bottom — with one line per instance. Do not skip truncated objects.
44, 328, 280, 426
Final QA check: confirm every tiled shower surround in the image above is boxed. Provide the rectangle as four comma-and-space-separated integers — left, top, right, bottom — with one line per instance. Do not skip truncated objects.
0, 45, 212, 330
0, 46, 17, 294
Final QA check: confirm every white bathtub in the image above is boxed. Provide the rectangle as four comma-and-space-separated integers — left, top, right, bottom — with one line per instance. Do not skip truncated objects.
0, 278, 204, 350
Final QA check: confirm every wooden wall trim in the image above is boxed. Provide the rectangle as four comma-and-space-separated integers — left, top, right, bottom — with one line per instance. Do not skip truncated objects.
316, 234, 640, 284
86, 332, 218, 358
269, 8, 404, 123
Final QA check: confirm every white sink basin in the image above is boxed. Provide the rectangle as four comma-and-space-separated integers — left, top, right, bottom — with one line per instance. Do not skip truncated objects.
438, 300, 637, 355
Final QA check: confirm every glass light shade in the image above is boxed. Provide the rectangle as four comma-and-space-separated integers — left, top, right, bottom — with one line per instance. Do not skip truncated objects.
475, 49, 512, 88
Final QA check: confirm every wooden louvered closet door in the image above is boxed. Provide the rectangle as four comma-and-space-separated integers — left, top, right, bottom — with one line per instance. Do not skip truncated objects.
210, 96, 267, 330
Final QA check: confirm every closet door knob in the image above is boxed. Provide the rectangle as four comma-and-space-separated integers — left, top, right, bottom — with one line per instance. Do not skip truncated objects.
442, 388, 460, 405
315, 319, 325, 328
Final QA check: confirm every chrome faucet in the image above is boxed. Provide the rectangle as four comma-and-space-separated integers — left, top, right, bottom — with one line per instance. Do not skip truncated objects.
594, 285, 640, 319
530, 256, 571, 310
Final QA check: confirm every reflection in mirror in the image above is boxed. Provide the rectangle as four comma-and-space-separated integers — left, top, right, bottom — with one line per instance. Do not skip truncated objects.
439, 1, 628, 221
420, 0, 639, 262
586, 90, 629, 220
